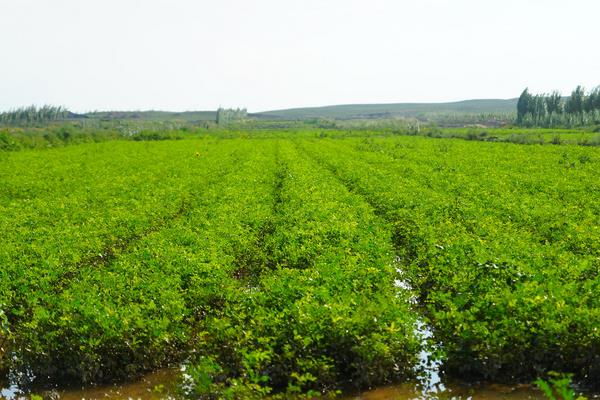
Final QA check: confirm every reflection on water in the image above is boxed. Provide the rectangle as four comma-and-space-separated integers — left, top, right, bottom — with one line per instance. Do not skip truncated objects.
2, 368, 594, 400
394, 259, 445, 398
1, 367, 34, 400
1, 368, 179, 400
0, 384, 20, 400
413, 320, 445, 397
54, 369, 179, 400
345, 382, 544, 400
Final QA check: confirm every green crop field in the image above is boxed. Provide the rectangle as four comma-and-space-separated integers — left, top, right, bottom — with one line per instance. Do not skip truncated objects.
1, 132, 599, 398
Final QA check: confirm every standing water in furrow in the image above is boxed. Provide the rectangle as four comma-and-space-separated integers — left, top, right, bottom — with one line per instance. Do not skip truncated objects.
292, 139, 447, 397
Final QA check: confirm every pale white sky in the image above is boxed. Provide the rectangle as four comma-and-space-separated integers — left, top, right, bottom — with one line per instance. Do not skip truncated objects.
0, 0, 598, 112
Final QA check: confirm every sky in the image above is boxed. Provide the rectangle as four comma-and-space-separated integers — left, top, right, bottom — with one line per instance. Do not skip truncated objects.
0, 0, 599, 113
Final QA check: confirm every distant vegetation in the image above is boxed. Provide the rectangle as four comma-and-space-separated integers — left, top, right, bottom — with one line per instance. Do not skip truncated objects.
0, 105, 70, 126
1, 99, 519, 130
5, 91, 596, 131
254, 99, 517, 122
517, 86, 600, 127
2, 122, 600, 153
215, 107, 247, 124
0, 124, 192, 151
86, 110, 216, 122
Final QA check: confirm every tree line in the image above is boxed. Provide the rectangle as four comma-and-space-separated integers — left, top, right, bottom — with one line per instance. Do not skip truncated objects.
215, 107, 247, 124
0, 105, 70, 126
517, 86, 600, 127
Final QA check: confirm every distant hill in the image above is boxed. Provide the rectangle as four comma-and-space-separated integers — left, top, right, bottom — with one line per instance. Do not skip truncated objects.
75, 99, 517, 123
252, 99, 517, 120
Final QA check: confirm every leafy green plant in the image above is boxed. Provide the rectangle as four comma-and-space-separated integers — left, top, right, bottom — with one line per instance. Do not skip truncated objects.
535, 373, 587, 400
298, 136, 600, 383
1, 131, 599, 397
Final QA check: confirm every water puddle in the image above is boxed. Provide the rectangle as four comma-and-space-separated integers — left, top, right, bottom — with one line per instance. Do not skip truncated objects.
413, 320, 445, 397
345, 382, 545, 400
2, 369, 549, 400
1, 366, 34, 400
0, 358, 593, 400
393, 257, 445, 398
1, 368, 179, 400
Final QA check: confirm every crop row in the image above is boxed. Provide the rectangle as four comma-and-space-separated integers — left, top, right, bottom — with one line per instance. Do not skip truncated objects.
297, 136, 600, 384
2, 138, 423, 398
0, 139, 262, 378
183, 141, 420, 398
5, 134, 598, 396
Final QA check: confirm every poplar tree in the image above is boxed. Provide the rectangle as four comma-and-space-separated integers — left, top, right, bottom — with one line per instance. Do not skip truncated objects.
565, 86, 585, 114
517, 88, 532, 123
587, 86, 600, 111
545, 91, 563, 115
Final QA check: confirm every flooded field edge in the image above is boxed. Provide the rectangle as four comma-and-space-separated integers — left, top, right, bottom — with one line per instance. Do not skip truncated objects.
3, 362, 600, 400
0, 367, 563, 400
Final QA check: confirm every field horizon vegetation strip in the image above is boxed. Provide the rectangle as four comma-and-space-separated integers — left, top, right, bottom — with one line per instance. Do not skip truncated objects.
2, 118, 600, 155
1, 130, 599, 398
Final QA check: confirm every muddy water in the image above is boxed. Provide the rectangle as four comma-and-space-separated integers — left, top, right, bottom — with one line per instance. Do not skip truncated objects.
345, 382, 544, 400
1, 370, 550, 400
1, 368, 180, 400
